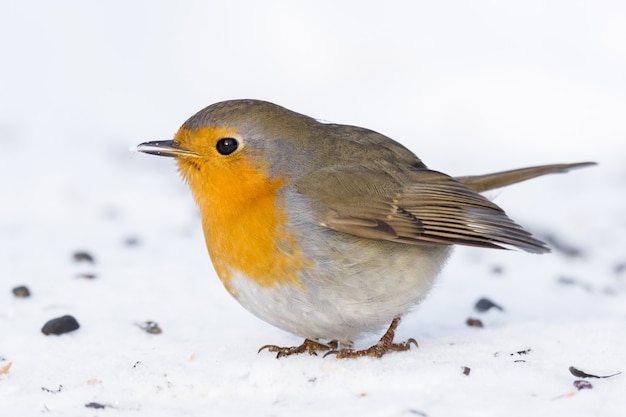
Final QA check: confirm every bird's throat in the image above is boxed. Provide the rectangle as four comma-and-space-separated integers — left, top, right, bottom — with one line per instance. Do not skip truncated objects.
179, 156, 308, 293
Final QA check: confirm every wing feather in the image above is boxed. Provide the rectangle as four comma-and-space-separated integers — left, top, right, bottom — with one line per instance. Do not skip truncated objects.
297, 166, 549, 253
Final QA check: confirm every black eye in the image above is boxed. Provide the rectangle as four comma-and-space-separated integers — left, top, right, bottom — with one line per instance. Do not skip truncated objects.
215, 137, 239, 155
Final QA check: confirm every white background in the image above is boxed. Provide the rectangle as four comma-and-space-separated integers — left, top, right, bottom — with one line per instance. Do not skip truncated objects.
1, 1, 625, 416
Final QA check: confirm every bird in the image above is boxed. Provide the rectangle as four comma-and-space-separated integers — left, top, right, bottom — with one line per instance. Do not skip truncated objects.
136, 99, 594, 358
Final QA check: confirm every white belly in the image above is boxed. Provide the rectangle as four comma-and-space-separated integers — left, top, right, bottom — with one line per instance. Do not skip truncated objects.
227, 230, 451, 345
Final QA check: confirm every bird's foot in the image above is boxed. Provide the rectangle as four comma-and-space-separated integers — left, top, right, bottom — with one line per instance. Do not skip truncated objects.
259, 339, 339, 358
324, 317, 417, 359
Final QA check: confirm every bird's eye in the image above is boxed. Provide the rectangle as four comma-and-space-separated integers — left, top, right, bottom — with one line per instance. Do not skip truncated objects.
215, 137, 239, 155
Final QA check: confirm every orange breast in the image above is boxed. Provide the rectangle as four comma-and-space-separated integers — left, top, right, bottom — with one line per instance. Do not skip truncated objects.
174, 127, 308, 293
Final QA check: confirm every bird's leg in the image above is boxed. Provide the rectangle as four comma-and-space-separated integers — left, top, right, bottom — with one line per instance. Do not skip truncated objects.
324, 317, 417, 359
258, 339, 339, 359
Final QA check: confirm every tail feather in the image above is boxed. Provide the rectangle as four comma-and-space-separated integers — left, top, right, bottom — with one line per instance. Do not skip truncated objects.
455, 162, 596, 193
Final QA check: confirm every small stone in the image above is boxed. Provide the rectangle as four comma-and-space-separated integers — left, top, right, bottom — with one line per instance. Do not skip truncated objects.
124, 236, 140, 246
42, 315, 80, 335
466, 318, 484, 328
75, 273, 97, 279
573, 380, 593, 390
73, 251, 94, 263
557, 276, 593, 292
12, 285, 31, 298
474, 298, 503, 312
136, 321, 162, 334
462, 366, 471, 376
557, 276, 576, 285
85, 402, 107, 409
490, 265, 504, 275
41, 385, 63, 394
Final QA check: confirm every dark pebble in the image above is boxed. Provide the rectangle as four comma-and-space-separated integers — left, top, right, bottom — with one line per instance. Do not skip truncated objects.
124, 236, 140, 246
41, 315, 80, 335
490, 265, 504, 275
462, 366, 471, 376
557, 276, 592, 292
85, 402, 107, 409
12, 285, 31, 298
557, 276, 576, 285
73, 251, 94, 263
573, 380, 593, 390
136, 320, 162, 334
41, 385, 63, 393
474, 298, 503, 312
466, 318, 484, 328
511, 348, 531, 356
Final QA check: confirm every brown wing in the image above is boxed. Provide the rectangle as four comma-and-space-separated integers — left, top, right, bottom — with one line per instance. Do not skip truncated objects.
297, 166, 549, 254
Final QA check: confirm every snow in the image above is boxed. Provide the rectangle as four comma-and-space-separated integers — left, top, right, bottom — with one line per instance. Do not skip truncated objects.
1, 1, 625, 416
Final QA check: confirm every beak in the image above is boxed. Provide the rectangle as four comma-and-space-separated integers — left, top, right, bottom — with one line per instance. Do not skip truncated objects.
135, 140, 198, 158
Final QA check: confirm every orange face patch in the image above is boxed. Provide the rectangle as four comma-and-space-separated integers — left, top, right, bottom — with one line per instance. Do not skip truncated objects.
174, 126, 309, 291
175, 126, 240, 157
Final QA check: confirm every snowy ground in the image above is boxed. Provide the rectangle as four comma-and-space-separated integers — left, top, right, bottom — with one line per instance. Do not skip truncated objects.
1, 1, 625, 416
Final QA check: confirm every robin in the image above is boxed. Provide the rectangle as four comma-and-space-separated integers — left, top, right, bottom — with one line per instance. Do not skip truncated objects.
136, 99, 594, 359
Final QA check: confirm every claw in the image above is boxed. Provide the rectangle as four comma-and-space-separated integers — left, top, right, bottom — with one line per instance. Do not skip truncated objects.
258, 317, 418, 359
324, 317, 418, 359
258, 339, 338, 358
